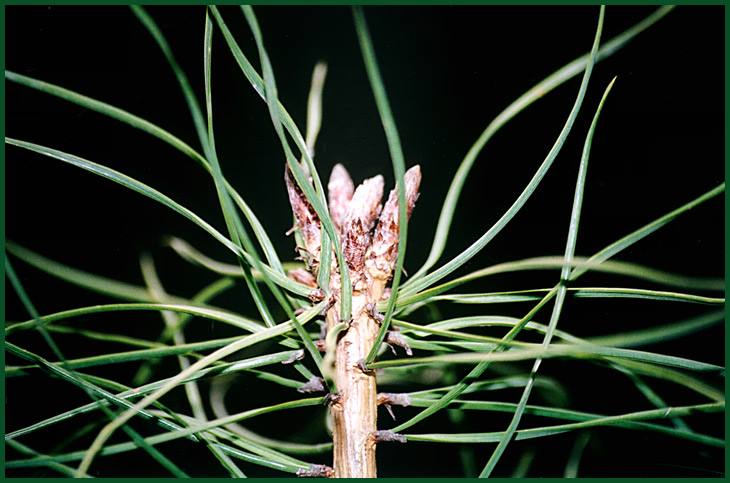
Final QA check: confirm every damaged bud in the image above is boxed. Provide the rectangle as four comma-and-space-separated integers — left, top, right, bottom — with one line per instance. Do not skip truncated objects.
346, 175, 384, 235
287, 163, 421, 288
366, 165, 422, 279
297, 376, 326, 394
285, 165, 322, 272
341, 175, 384, 274
342, 218, 370, 274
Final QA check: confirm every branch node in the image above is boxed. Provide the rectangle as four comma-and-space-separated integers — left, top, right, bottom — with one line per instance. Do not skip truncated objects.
357, 359, 374, 374
314, 339, 326, 352
365, 302, 384, 325
323, 392, 341, 407
319, 293, 337, 315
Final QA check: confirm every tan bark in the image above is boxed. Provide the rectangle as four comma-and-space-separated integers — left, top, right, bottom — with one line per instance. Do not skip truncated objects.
325, 273, 390, 477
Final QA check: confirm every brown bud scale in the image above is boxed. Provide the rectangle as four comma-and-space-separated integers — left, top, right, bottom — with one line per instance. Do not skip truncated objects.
289, 268, 318, 288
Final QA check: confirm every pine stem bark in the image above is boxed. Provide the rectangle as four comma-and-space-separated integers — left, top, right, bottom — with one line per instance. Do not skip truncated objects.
326, 281, 386, 477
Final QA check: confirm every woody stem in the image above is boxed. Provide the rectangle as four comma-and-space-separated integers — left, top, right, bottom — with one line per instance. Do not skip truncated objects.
326, 280, 386, 478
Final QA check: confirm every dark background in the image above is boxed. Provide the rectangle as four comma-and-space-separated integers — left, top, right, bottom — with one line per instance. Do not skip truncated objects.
5, 5, 724, 477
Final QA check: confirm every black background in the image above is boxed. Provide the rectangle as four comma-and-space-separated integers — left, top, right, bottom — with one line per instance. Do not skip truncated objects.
5, 5, 725, 478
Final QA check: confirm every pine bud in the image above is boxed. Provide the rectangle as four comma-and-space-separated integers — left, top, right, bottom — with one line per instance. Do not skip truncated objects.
341, 175, 384, 274
285, 165, 322, 271
328, 163, 355, 236
288, 268, 318, 288
366, 165, 422, 279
